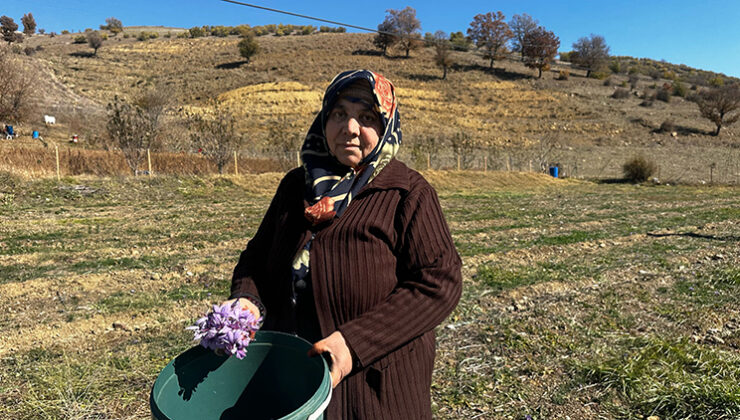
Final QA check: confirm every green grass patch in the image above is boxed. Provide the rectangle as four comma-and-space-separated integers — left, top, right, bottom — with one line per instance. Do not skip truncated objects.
573, 336, 740, 419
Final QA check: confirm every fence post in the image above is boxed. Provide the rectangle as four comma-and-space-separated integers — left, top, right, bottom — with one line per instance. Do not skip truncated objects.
484, 155, 487, 172
55, 145, 60, 181
506, 154, 511, 171
457, 155, 461, 171
234, 151, 239, 175
427, 153, 431, 170
529, 160, 532, 172
296, 150, 301, 167
147, 149, 152, 177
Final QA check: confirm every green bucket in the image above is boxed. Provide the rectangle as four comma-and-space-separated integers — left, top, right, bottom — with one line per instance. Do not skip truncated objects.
150, 331, 332, 420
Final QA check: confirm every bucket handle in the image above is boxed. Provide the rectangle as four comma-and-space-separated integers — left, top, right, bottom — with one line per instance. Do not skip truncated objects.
308, 386, 332, 420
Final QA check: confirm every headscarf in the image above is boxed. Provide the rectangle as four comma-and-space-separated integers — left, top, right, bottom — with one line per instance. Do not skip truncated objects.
290, 70, 401, 303
301, 69, 401, 224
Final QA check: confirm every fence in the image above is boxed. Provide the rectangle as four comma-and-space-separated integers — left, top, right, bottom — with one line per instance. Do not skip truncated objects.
1, 143, 738, 185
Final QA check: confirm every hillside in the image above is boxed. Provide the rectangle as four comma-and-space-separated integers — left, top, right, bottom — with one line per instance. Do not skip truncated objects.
5, 29, 740, 183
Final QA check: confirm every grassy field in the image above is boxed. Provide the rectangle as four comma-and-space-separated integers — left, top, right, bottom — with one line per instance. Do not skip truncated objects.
0, 170, 738, 419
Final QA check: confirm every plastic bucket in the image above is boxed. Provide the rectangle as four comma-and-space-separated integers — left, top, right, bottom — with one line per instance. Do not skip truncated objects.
32, 131, 39, 139
549, 166, 559, 178
151, 331, 331, 420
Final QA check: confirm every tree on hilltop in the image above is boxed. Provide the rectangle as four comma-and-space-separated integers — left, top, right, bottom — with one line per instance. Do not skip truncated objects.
509, 13, 538, 55
87, 31, 103, 56
1, 16, 22, 44
101, 17, 123, 35
21, 13, 36, 36
373, 19, 396, 56
571, 34, 610, 77
692, 85, 740, 136
467, 11, 513, 69
384, 6, 421, 57
237, 33, 259, 64
521, 26, 559, 78
0, 47, 38, 122
432, 31, 454, 80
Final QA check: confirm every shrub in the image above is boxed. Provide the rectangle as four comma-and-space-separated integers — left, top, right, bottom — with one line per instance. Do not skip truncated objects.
656, 87, 671, 102
123, 33, 130, 38
23, 47, 35, 56
629, 74, 640, 90
189, 26, 206, 38
623, 156, 657, 183
590, 71, 609, 80
137, 31, 158, 41
210, 26, 229, 37
603, 78, 612, 86
73, 34, 86, 44
659, 120, 676, 133
672, 81, 687, 97
608, 61, 621, 74
61, 30, 70, 35
557, 69, 569, 80
612, 88, 630, 99
708, 76, 724, 87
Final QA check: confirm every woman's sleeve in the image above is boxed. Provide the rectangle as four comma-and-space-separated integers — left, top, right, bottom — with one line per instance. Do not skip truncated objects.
230, 173, 295, 301
337, 185, 462, 368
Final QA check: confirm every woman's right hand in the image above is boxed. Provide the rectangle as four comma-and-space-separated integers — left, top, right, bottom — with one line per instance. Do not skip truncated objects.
221, 297, 262, 319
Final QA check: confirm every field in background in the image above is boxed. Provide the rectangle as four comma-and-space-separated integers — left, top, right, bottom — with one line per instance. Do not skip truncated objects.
0, 171, 738, 419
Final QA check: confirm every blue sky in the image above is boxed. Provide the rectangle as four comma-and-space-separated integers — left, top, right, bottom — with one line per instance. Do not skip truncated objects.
5, 0, 740, 77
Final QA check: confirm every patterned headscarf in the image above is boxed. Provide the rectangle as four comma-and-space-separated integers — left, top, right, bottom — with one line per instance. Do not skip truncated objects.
301, 69, 401, 224
290, 70, 401, 303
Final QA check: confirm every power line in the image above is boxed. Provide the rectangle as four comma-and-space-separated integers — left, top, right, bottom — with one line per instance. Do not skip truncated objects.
219, 0, 395, 35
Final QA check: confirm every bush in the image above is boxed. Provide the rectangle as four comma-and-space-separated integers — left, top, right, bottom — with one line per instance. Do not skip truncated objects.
612, 88, 630, 99
629, 74, 640, 90
73, 34, 86, 44
137, 31, 158, 41
672, 81, 687, 97
189, 26, 205, 38
23, 47, 35, 56
603, 78, 613, 86
557, 70, 569, 80
123, 33, 130, 38
659, 120, 676, 133
656, 87, 671, 102
623, 156, 657, 183
61, 30, 70, 35
590, 71, 610, 80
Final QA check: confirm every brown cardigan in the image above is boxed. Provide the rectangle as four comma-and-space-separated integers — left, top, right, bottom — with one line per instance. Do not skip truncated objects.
231, 159, 462, 419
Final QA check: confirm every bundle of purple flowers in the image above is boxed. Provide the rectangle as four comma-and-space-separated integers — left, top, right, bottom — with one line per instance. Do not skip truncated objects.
187, 301, 262, 359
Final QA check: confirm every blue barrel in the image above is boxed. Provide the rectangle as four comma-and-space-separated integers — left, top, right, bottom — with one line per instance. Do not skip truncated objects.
549, 166, 559, 178
32, 130, 39, 139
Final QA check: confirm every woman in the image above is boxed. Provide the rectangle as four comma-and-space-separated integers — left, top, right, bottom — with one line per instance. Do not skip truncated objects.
227, 69, 461, 419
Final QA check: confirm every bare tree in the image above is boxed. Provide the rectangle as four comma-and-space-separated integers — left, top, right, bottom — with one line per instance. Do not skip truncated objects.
1, 16, 20, 44
692, 85, 740, 136
432, 31, 453, 80
571, 34, 610, 78
509, 13, 538, 55
0, 47, 38, 122
521, 26, 560, 78
385, 6, 421, 57
106, 90, 169, 175
373, 19, 396, 56
87, 31, 103, 56
467, 11, 513, 69
187, 102, 244, 174
21, 13, 36, 36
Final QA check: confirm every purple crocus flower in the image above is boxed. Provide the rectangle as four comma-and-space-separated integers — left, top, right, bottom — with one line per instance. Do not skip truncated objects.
187, 301, 262, 359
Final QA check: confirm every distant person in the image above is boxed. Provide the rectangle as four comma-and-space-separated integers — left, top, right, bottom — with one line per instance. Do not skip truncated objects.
224, 69, 462, 419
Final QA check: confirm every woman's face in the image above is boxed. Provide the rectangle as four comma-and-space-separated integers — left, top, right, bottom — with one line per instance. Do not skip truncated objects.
325, 98, 382, 169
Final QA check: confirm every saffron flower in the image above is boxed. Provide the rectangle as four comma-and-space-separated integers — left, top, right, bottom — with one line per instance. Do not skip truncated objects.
187, 301, 262, 359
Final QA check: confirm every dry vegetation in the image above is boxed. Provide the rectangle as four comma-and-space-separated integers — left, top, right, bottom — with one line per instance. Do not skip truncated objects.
3, 30, 737, 184
0, 172, 738, 419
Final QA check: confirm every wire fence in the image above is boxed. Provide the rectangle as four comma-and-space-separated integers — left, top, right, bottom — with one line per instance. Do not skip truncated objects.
1, 143, 738, 185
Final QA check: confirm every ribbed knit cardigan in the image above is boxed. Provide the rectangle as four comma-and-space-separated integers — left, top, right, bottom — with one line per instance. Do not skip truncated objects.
231, 158, 462, 419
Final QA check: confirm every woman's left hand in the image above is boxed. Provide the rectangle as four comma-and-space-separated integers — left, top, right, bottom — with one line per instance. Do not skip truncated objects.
308, 331, 354, 388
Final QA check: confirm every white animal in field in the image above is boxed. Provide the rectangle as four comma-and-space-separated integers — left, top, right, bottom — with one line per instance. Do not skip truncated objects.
44, 115, 56, 125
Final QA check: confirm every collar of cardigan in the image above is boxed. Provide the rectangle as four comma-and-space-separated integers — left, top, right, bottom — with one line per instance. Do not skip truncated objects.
356, 158, 410, 193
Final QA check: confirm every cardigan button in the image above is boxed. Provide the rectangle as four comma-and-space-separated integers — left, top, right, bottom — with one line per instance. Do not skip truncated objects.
295, 279, 307, 290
